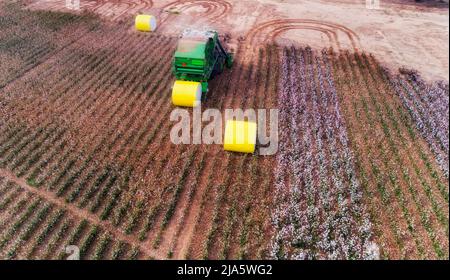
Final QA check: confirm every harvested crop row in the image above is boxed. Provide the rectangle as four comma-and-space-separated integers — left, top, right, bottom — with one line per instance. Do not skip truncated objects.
0, 176, 144, 259
0, 3, 99, 89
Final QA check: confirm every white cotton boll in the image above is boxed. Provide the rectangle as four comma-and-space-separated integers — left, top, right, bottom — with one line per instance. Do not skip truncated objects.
364, 242, 380, 260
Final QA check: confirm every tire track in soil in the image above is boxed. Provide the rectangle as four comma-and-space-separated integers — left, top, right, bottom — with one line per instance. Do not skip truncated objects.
246, 19, 360, 52
158, 0, 231, 28
267, 25, 341, 51
0, 169, 165, 259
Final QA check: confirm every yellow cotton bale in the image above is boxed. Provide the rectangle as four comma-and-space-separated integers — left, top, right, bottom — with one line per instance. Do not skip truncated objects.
171, 80, 202, 107
135, 15, 157, 32
223, 120, 257, 154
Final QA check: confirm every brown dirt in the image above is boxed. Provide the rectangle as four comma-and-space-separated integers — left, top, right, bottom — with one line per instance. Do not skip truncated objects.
25, 0, 449, 81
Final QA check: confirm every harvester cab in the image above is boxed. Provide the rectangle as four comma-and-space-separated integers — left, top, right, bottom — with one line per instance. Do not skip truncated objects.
171, 29, 233, 107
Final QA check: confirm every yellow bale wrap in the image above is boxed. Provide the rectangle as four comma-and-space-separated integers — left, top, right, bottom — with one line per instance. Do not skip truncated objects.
172, 80, 202, 107
135, 15, 157, 32
223, 120, 257, 154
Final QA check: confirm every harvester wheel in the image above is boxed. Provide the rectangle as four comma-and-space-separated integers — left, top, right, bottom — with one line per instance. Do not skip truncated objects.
212, 57, 225, 77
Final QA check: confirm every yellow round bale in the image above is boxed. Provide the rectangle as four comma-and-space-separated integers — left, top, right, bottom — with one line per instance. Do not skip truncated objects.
135, 15, 157, 32
171, 80, 202, 107
223, 120, 257, 154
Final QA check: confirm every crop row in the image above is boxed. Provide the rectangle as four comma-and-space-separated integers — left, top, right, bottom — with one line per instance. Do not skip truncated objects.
330, 49, 448, 259
0, 177, 140, 259
0, 3, 99, 89
0, 28, 179, 256
270, 47, 375, 260
390, 69, 449, 178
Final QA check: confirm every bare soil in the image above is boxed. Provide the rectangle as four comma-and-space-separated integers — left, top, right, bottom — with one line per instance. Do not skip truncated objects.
25, 0, 449, 81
